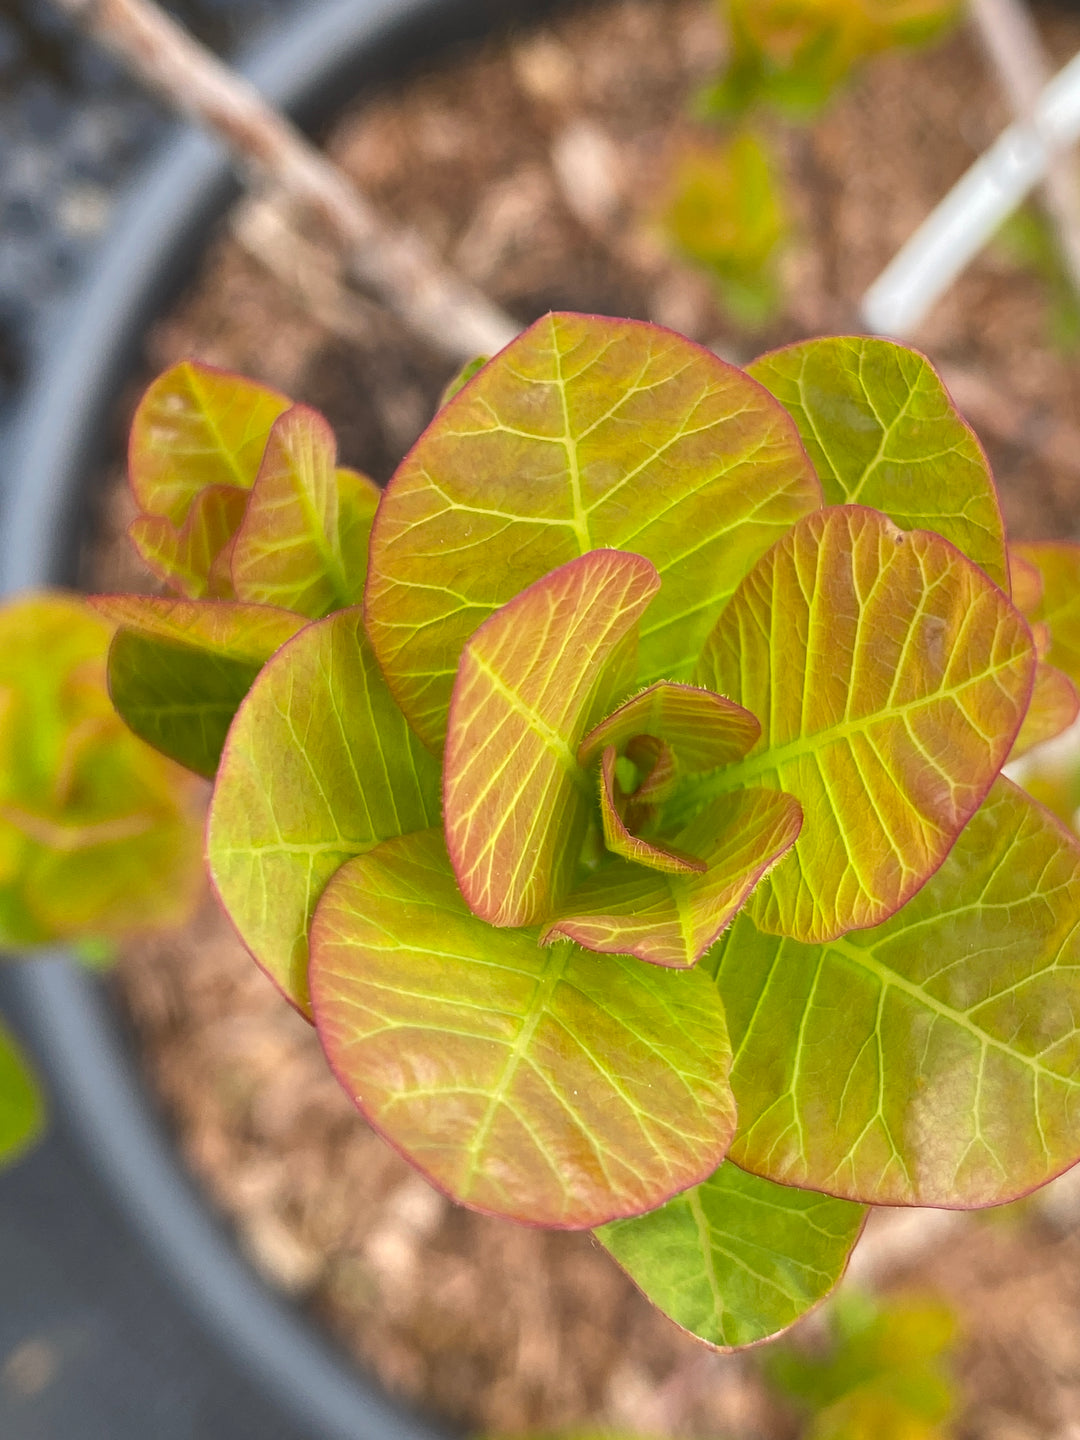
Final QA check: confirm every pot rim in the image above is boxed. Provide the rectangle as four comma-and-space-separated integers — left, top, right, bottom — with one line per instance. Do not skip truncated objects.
0, 2, 565, 1435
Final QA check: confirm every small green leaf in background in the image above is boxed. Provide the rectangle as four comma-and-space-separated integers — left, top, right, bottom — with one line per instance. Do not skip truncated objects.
597, 1162, 865, 1348
93, 596, 306, 779
0, 1018, 45, 1168
767, 1291, 958, 1440
692, 506, 1034, 942
366, 311, 820, 750
1011, 541, 1080, 686
439, 355, 490, 407
443, 550, 658, 928
309, 826, 737, 1227
748, 335, 1008, 590
710, 778, 1080, 1207
996, 203, 1080, 353
704, 0, 962, 121
662, 130, 787, 328
0, 594, 202, 948
206, 607, 441, 1012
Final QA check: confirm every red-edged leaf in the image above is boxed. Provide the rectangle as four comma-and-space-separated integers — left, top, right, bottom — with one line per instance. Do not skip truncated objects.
1011, 541, 1080, 686
129, 360, 289, 524
598, 746, 706, 875
747, 336, 1008, 589
1010, 662, 1079, 760
1009, 547, 1043, 616
309, 826, 737, 1227
691, 507, 1035, 943
710, 778, 1080, 1207
206, 607, 441, 1012
129, 484, 249, 600
543, 789, 802, 968
230, 405, 379, 618
366, 312, 821, 750
91, 596, 306, 779
578, 680, 760, 771
443, 550, 659, 928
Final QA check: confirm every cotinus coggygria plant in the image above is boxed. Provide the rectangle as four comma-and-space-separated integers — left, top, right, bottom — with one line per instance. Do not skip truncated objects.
93, 314, 1080, 1349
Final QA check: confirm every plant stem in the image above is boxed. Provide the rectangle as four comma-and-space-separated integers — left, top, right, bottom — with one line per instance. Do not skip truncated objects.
50, 0, 521, 362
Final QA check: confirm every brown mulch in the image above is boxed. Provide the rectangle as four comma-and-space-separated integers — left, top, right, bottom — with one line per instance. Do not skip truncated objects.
96, 2, 1080, 1435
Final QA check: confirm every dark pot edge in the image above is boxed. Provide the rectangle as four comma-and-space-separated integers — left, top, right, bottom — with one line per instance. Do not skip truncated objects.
0, 3, 576, 1436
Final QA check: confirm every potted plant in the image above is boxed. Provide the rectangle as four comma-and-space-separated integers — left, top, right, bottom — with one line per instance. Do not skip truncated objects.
10, 0, 1080, 1433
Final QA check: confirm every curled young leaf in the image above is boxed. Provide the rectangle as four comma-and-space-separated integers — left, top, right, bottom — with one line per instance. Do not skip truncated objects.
543, 788, 801, 968
207, 607, 441, 1012
578, 680, 760, 772
597, 746, 706, 875
709, 777, 1080, 1208
309, 826, 737, 1228
444, 550, 658, 928
748, 336, 1008, 589
692, 506, 1035, 943
597, 1163, 866, 1349
367, 311, 821, 749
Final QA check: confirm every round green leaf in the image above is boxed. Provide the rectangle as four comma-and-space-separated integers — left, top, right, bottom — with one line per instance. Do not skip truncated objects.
206, 607, 441, 1012
366, 311, 821, 750
747, 337, 1007, 589
692, 506, 1035, 943
310, 826, 737, 1228
597, 1163, 866, 1349
708, 777, 1080, 1207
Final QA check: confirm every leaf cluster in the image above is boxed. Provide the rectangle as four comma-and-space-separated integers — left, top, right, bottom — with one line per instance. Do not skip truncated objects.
100, 316, 1080, 1349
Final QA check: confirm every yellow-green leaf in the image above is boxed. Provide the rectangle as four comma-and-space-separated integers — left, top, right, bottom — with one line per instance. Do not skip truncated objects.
128, 360, 289, 524
367, 312, 821, 750
748, 337, 1008, 589
597, 1163, 865, 1347
444, 550, 658, 928
206, 607, 440, 1012
692, 506, 1035, 942
310, 826, 737, 1227
708, 777, 1080, 1207
543, 789, 802, 968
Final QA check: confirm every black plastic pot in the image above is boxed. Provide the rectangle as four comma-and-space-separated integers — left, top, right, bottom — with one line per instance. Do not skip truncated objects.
0, 2, 576, 1435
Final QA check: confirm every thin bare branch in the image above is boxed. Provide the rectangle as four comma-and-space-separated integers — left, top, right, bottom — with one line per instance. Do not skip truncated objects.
51, 0, 520, 361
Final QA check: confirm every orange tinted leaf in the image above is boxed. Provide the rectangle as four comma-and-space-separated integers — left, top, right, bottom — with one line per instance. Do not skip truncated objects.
367, 312, 820, 750
129, 484, 249, 600
578, 680, 760, 771
692, 507, 1035, 942
1011, 541, 1080, 687
543, 788, 802, 968
310, 826, 737, 1226
444, 550, 659, 928
230, 405, 379, 618
129, 360, 288, 524
598, 746, 706, 875
1010, 662, 1079, 760
1009, 547, 1043, 615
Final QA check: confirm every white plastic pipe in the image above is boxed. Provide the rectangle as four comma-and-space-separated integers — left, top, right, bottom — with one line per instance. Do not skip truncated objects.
860, 47, 1080, 337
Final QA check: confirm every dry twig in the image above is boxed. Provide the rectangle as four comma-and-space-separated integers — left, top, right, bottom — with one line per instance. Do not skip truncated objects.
51, 0, 520, 361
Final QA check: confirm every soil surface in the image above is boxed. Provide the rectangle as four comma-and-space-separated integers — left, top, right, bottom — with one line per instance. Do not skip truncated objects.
93, 2, 1080, 1436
